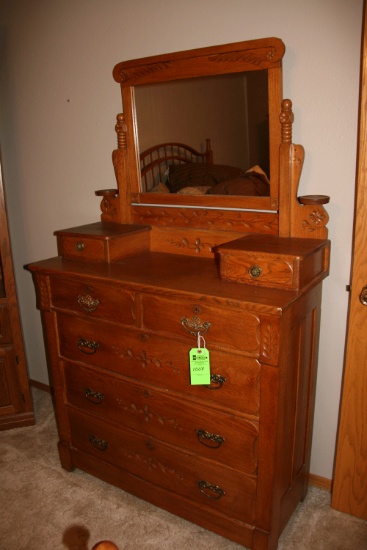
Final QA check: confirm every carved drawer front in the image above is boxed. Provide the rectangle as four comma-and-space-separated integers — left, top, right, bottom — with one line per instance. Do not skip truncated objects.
141, 295, 260, 355
64, 362, 259, 474
50, 277, 138, 325
68, 407, 257, 524
58, 314, 261, 417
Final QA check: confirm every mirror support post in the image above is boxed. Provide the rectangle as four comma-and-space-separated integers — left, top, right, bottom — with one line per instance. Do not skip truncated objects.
278, 100, 329, 239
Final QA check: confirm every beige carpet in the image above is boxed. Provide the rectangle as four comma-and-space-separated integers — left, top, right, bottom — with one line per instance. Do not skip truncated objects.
1, 388, 367, 550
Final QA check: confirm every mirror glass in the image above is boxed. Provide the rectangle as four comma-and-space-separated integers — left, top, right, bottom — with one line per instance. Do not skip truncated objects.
135, 70, 269, 196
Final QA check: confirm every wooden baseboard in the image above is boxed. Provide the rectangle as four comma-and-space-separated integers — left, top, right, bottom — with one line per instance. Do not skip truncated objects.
30, 379, 51, 393
309, 473, 332, 491
28, 379, 335, 493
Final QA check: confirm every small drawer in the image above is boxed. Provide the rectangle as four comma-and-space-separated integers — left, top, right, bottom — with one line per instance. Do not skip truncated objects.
217, 235, 330, 290
141, 295, 260, 355
54, 222, 151, 263
58, 314, 261, 417
68, 408, 257, 524
50, 278, 139, 325
64, 362, 259, 474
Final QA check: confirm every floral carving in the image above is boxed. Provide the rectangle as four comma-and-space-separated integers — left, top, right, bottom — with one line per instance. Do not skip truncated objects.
37, 276, 51, 309
122, 402, 182, 431
302, 208, 329, 233
132, 207, 278, 233
124, 450, 184, 480
208, 47, 278, 67
168, 237, 213, 254
117, 62, 173, 84
261, 322, 279, 363
111, 345, 181, 375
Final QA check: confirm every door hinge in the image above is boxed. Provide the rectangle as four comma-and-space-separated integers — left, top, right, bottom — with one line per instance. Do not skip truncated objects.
15, 355, 20, 365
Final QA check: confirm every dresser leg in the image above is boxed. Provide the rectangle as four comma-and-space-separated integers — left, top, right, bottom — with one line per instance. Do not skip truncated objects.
58, 441, 75, 471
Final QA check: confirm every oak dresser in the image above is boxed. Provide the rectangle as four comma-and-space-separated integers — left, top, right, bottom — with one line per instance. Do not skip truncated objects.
28, 38, 330, 550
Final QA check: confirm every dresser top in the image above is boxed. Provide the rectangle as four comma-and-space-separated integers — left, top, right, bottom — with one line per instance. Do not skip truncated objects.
27, 251, 326, 315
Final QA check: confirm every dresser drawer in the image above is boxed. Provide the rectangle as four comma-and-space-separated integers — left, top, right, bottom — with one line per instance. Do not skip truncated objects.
141, 295, 260, 355
50, 277, 138, 325
58, 314, 261, 416
68, 407, 257, 524
64, 362, 259, 474
218, 234, 330, 290
54, 222, 151, 263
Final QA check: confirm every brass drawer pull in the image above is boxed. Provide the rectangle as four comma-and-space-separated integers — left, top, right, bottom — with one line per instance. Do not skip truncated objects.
181, 316, 211, 336
89, 435, 109, 451
196, 429, 225, 448
198, 480, 225, 500
204, 373, 226, 390
84, 387, 105, 404
78, 294, 100, 313
360, 285, 367, 305
74, 241, 85, 252
249, 265, 262, 278
78, 338, 100, 354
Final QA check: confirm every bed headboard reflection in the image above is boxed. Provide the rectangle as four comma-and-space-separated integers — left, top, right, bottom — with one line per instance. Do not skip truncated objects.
140, 139, 213, 193
140, 138, 270, 197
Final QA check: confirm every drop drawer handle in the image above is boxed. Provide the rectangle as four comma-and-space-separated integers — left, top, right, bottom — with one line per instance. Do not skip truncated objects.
181, 316, 211, 336
198, 480, 225, 500
196, 429, 225, 448
84, 387, 105, 404
78, 294, 100, 313
204, 373, 226, 390
78, 338, 100, 354
89, 435, 109, 451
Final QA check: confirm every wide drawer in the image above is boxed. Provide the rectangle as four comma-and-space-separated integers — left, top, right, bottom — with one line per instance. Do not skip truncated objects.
57, 314, 261, 416
64, 362, 259, 474
50, 277, 139, 325
141, 295, 260, 355
68, 407, 257, 524
71, 450, 254, 549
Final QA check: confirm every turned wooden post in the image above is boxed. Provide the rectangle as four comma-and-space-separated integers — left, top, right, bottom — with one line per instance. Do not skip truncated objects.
279, 99, 330, 239
95, 113, 130, 223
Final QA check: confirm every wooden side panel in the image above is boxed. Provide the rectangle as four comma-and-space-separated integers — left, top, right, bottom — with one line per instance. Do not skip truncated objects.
254, 285, 322, 548
277, 286, 322, 533
0, 347, 21, 411
0, 154, 34, 429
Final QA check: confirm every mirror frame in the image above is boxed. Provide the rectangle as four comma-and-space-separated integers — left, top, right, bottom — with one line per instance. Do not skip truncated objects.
113, 37, 285, 213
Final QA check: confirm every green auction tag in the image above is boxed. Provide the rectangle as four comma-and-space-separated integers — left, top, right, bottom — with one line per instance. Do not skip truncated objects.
189, 347, 211, 385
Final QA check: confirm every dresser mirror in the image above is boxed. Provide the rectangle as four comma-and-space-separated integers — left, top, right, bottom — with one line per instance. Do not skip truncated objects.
112, 37, 285, 212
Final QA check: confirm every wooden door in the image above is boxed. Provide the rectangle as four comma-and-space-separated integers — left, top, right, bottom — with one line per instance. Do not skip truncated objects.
331, 2, 367, 519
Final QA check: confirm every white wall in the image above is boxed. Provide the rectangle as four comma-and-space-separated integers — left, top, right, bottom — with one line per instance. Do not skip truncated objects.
0, 0, 363, 481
